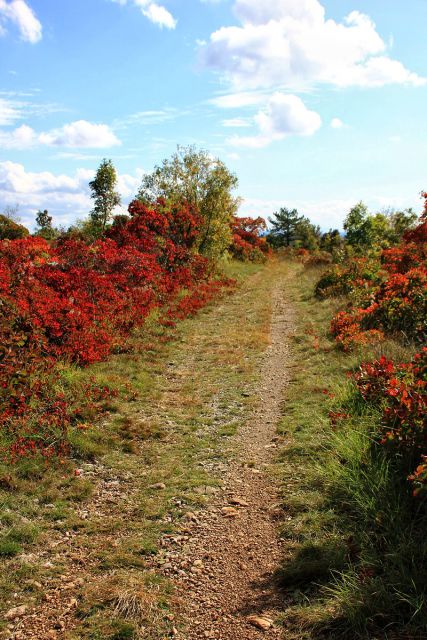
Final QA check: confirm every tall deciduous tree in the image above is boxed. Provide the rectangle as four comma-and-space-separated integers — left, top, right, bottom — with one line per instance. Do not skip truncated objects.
137, 145, 240, 262
89, 159, 121, 233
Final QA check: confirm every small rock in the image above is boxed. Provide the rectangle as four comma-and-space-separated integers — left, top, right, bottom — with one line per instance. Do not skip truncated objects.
229, 497, 249, 507
221, 507, 239, 518
184, 511, 198, 521
248, 615, 273, 631
193, 559, 203, 567
4, 605, 28, 620
149, 482, 166, 490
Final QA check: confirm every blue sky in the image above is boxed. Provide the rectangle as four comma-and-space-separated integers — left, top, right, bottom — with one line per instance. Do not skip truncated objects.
0, 0, 426, 231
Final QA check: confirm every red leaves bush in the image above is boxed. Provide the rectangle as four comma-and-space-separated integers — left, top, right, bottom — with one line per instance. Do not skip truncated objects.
229, 216, 271, 262
354, 349, 427, 496
327, 196, 427, 349
0, 199, 234, 460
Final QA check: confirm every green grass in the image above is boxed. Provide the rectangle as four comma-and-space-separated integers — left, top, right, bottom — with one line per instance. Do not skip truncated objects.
277, 262, 426, 640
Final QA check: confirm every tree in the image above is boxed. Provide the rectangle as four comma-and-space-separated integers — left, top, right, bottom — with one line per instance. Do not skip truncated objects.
295, 218, 321, 251
268, 207, 304, 247
137, 145, 239, 262
343, 202, 373, 249
320, 229, 343, 253
89, 159, 121, 233
35, 209, 55, 240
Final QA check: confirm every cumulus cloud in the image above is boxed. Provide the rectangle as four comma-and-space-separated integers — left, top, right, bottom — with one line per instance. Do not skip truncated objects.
39, 120, 121, 148
0, 120, 121, 149
111, 0, 176, 29
0, 0, 42, 43
0, 123, 37, 148
201, 0, 425, 90
0, 161, 144, 228
228, 93, 321, 148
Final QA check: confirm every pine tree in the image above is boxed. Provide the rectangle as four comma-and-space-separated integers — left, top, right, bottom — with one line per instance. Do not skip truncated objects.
268, 207, 304, 247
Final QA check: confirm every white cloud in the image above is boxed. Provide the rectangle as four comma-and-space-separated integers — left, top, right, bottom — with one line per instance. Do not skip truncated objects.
222, 117, 251, 127
138, 2, 176, 29
0, 123, 36, 148
114, 108, 178, 129
39, 120, 121, 148
0, 120, 121, 149
0, 97, 24, 126
228, 93, 321, 148
331, 117, 344, 129
0, 161, 144, 228
0, 0, 42, 43
111, 0, 176, 29
209, 91, 266, 109
201, 0, 425, 91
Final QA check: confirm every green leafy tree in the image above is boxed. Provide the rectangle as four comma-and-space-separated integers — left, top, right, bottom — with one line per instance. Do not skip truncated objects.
388, 208, 418, 242
89, 159, 121, 234
137, 145, 239, 262
343, 202, 373, 249
35, 209, 56, 240
320, 229, 343, 253
268, 207, 305, 247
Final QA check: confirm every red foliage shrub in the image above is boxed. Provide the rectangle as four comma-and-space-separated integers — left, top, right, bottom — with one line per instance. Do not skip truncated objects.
229, 216, 271, 262
354, 349, 427, 495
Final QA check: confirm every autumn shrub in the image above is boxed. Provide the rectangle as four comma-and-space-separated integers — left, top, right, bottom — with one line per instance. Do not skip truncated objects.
353, 349, 427, 495
229, 216, 271, 262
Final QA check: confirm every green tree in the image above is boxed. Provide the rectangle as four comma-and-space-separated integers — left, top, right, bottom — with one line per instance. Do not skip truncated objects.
268, 207, 304, 247
320, 229, 343, 253
89, 159, 121, 234
388, 208, 418, 242
295, 218, 321, 251
35, 209, 55, 240
137, 145, 239, 262
343, 202, 373, 249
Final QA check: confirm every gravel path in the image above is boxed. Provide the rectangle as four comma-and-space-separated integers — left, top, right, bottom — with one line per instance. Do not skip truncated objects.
160, 276, 293, 639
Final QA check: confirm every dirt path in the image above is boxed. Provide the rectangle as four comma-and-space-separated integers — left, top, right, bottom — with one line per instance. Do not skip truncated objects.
158, 275, 293, 639
3, 264, 293, 640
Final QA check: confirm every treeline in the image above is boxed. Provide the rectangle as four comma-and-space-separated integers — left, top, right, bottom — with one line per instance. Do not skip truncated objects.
266, 201, 418, 258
